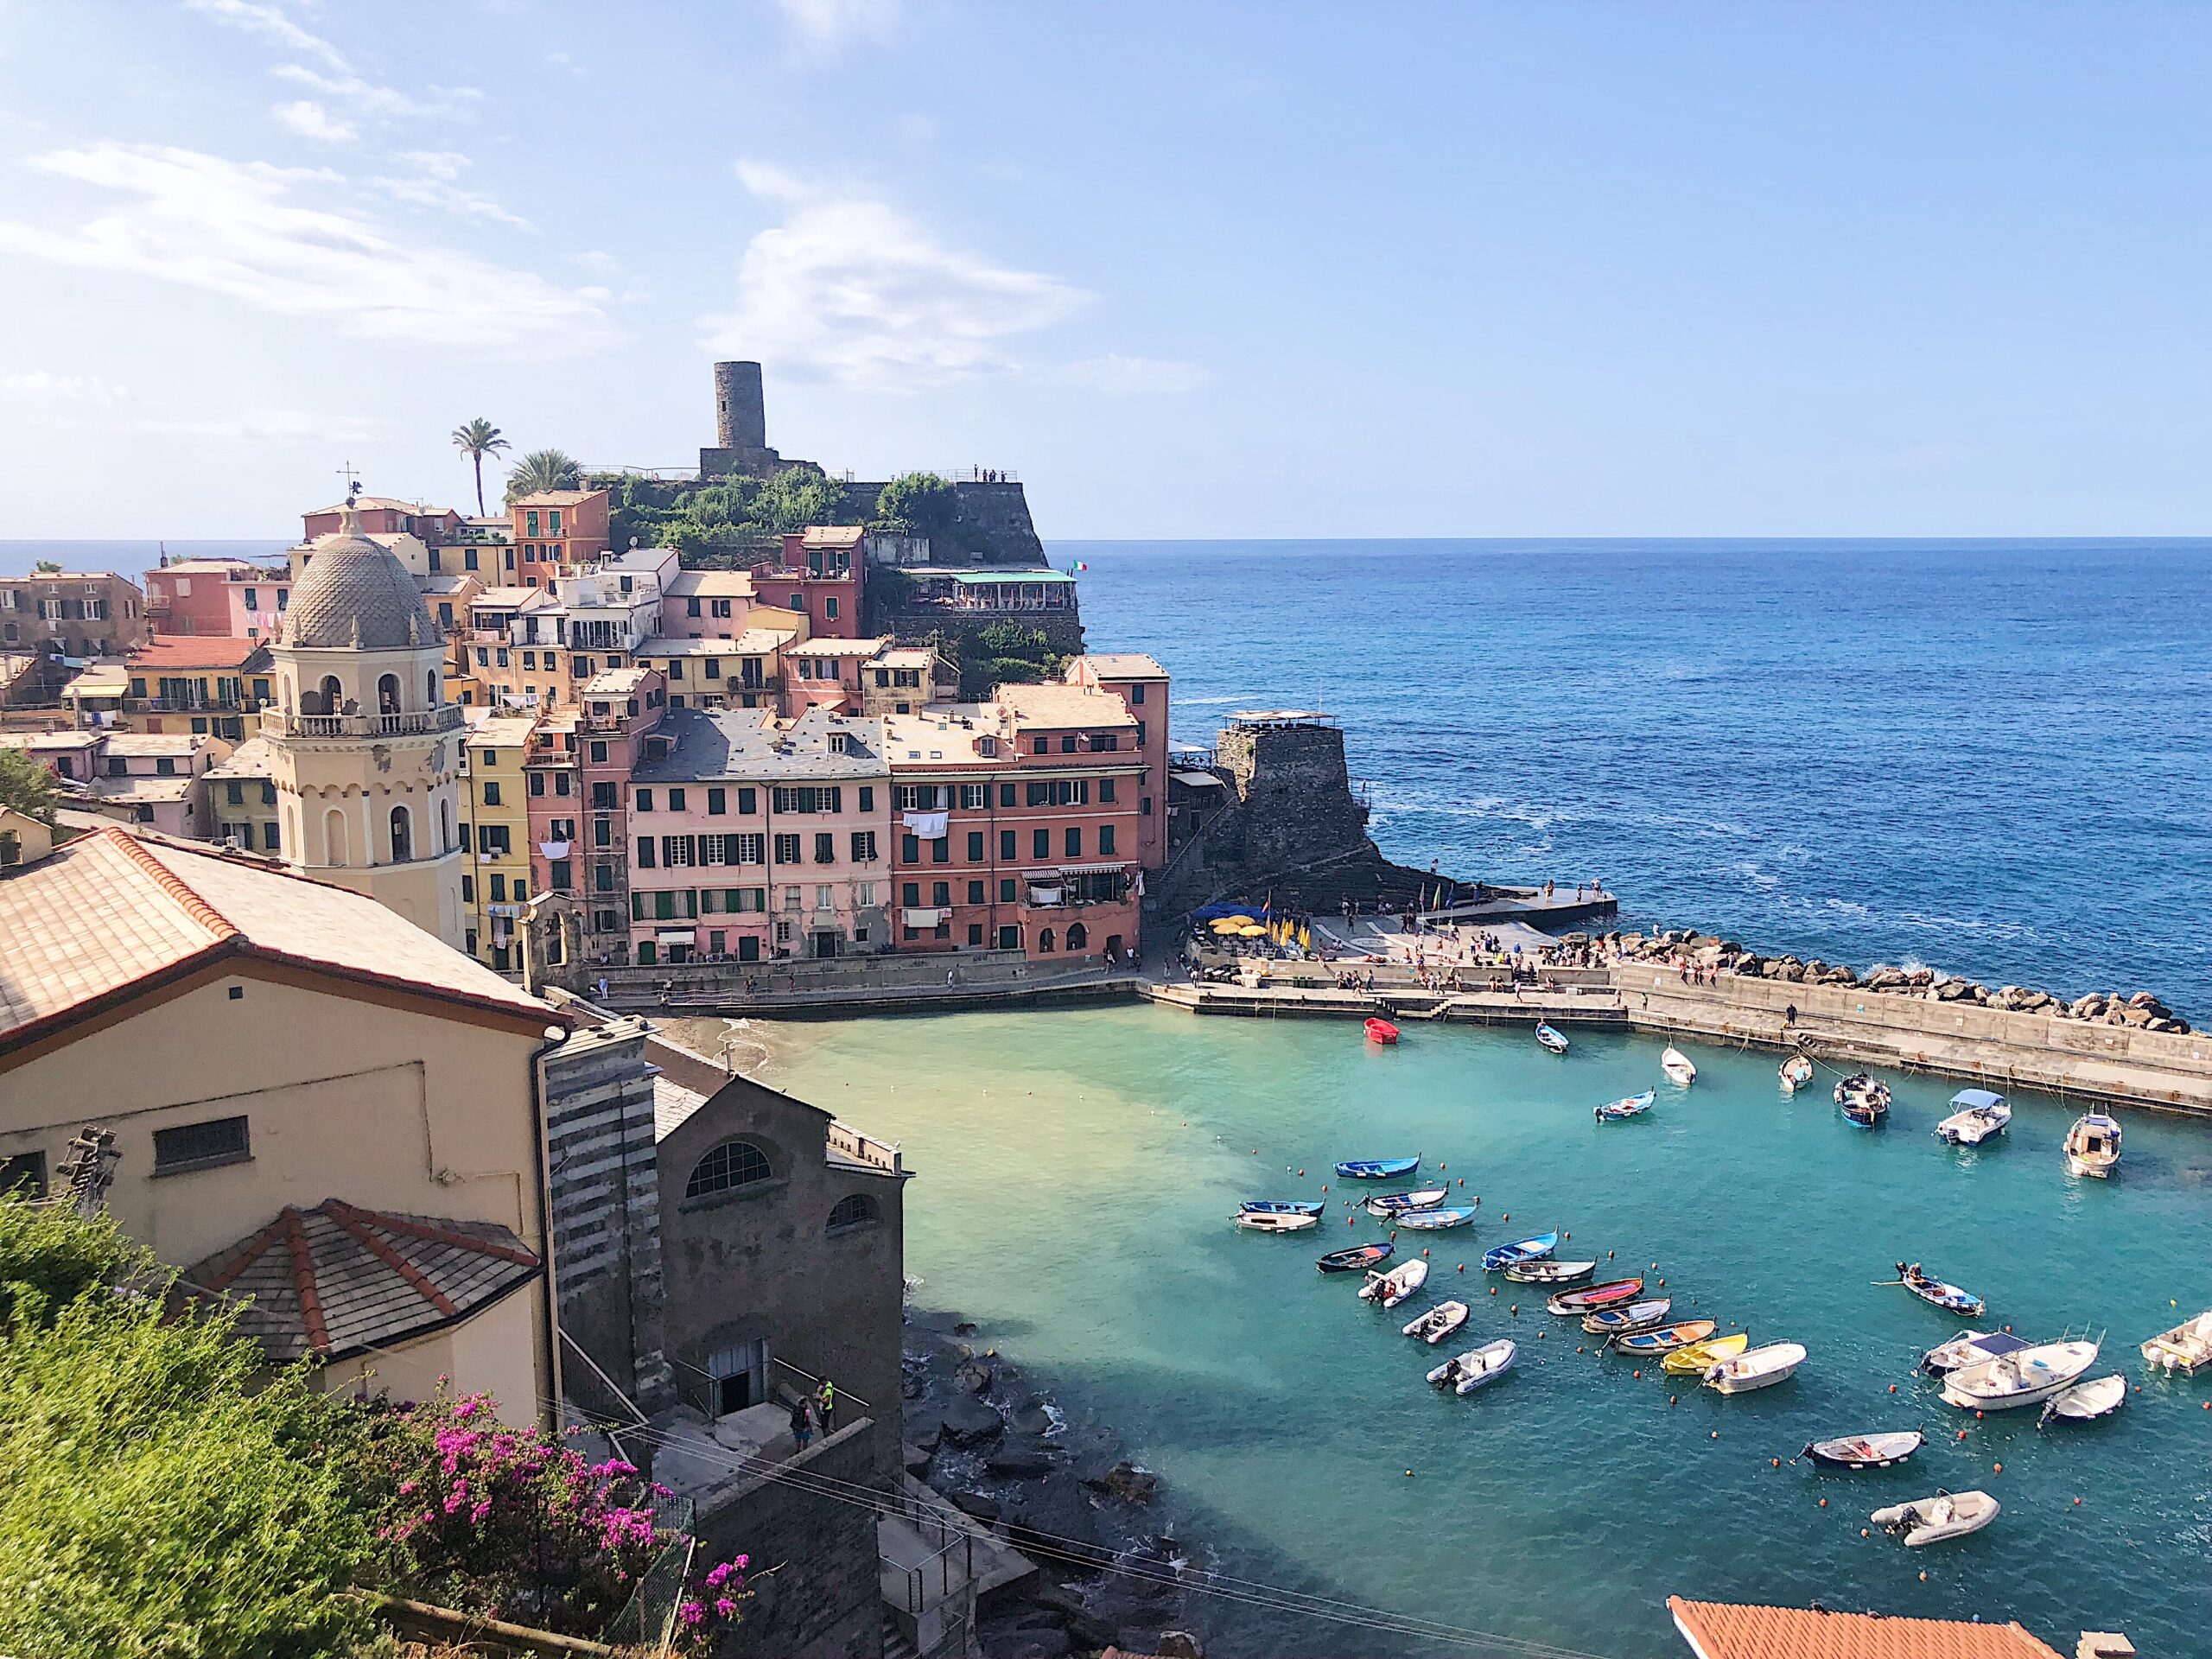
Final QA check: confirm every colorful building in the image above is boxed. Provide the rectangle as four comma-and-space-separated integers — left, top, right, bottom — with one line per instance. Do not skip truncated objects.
123, 635, 274, 741
0, 569, 148, 657
635, 632, 785, 712
460, 710, 543, 972
83, 732, 216, 838
1064, 652, 1171, 869
203, 736, 282, 854
143, 556, 290, 639
658, 569, 755, 639
510, 489, 612, 588
563, 666, 670, 963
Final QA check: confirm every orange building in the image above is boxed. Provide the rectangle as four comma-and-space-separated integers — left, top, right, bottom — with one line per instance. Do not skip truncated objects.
510, 490, 611, 588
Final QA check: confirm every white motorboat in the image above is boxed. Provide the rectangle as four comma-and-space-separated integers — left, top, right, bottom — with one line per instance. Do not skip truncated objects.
1935, 1089, 2012, 1147
1940, 1338, 2101, 1410
2064, 1113, 2121, 1178
1234, 1210, 1317, 1233
1402, 1300, 1471, 1344
2039, 1374, 2126, 1427
1359, 1257, 1429, 1309
2141, 1309, 2212, 1374
1922, 1329, 2031, 1375
1703, 1341, 1805, 1394
1661, 1046, 1697, 1085
1872, 1490, 1999, 1548
1428, 1338, 1516, 1395
1779, 1053, 1814, 1092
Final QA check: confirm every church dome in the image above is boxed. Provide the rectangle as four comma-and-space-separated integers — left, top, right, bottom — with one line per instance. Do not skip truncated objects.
283, 506, 435, 651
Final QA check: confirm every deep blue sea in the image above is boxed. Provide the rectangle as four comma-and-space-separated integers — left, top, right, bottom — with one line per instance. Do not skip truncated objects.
1062, 539, 2212, 1018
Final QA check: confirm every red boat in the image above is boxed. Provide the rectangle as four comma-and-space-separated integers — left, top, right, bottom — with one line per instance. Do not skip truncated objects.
1545, 1277, 1644, 1315
1364, 1018, 1400, 1045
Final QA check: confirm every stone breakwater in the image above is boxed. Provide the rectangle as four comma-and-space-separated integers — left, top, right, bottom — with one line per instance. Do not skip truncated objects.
1611, 928, 2194, 1033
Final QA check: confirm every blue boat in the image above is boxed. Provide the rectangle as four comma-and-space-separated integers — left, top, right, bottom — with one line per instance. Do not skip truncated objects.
1364, 1187, 1449, 1217
1595, 1090, 1656, 1122
1316, 1241, 1395, 1274
1336, 1156, 1421, 1180
1397, 1205, 1477, 1230
1482, 1232, 1560, 1271
1239, 1199, 1324, 1217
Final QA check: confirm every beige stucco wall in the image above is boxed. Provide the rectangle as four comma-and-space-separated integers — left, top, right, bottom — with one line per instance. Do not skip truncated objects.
322, 1285, 543, 1427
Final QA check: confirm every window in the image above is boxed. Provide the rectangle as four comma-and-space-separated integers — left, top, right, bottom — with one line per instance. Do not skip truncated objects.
589, 741, 609, 764
665, 786, 686, 811
491, 874, 507, 901
967, 880, 985, 904
772, 785, 842, 813
1000, 783, 1018, 807
814, 831, 836, 864
1033, 828, 1050, 860
826, 1193, 878, 1233
902, 881, 921, 906
1000, 829, 1017, 861
735, 833, 766, 864
855, 881, 876, 906
390, 806, 412, 861
461, 874, 475, 903
635, 788, 653, 811
999, 925, 1021, 950
1131, 682, 1146, 703
529, 772, 546, 797
1099, 778, 1116, 803
773, 832, 801, 864
481, 780, 501, 805
1099, 824, 1116, 855
593, 781, 617, 808
152, 1116, 251, 1175
858, 785, 874, 812
708, 787, 726, 816
966, 830, 985, 861
738, 786, 757, 814
1060, 736, 1077, 753
687, 596, 702, 618
850, 830, 878, 861
824, 596, 839, 621
1038, 928, 1056, 953
551, 859, 573, 890
931, 836, 949, 864
225, 781, 244, 806
637, 839, 655, 868
1026, 779, 1090, 807
685, 1139, 772, 1198
931, 880, 950, 906
156, 757, 176, 777
968, 923, 985, 945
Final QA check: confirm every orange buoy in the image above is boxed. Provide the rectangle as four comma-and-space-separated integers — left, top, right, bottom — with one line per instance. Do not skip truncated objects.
1860, 1528, 1870, 1537
1634, 1370, 1642, 1379
1819, 1498, 1827, 1508
1608, 1250, 1616, 1259
1771, 1458, 1780, 1467
1669, 1395, 1678, 1404
1889, 1384, 1897, 1394
1658, 1279, 1666, 1287
1710, 1431, 1719, 1440
1298, 1169, 1305, 1177
1918, 1571, 1928, 1582
1993, 1462, 2002, 1473
1491, 1286, 1498, 1296
1458, 1263, 1465, 1273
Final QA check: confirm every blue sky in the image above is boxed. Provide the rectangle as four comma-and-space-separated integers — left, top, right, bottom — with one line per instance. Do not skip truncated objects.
0, 1, 2205, 538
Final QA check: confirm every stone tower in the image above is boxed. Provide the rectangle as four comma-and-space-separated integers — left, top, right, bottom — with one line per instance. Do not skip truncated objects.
698, 360, 785, 478
264, 505, 467, 950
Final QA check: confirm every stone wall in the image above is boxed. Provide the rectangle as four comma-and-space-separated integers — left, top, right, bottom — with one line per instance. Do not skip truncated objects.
1215, 721, 1371, 880
870, 604, 1087, 664
839, 480, 1046, 566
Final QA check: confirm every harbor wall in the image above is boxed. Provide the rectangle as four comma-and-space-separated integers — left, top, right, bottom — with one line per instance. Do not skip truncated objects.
1618, 968, 2212, 1115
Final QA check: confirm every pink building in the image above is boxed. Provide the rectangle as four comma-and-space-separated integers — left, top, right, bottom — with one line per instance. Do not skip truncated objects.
760, 526, 866, 639
302, 496, 463, 544
626, 706, 890, 965
782, 636, 890, 715
1063, 653, 1171, 870
85, 732, 215, 838
658, 569, 755, 639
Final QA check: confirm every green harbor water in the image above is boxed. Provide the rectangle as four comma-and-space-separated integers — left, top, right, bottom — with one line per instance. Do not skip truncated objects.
760, 1005, 2212, 1657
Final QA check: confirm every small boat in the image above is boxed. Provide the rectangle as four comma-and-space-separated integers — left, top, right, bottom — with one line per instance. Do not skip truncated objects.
1503, 1258, 1597, 1286
1535, 1022, 1569, 1056
1779, 1053, 1814, 1092
1612, 1319, 1718, 1356
1359, 1258, 1428, 1308
2063, 1113, 2121, 1179
2039, 1374, 2126, 1427
1935, 1089, 2012, 1147
1336, 1156, 1420, 1180
1835, 1073, 1890, 1128
1547, 1277, 1643, 1315
1234, 1211, 1317, 1233
1240, 1199, 1324, 1217
1594, 1090, 1656, 1122
1704, 1340, 1806, 1393
1429, 1338, 1516, 1395
1941, 1338, 2101, 1410
1363, 1017, 1400, 1046
1802, 1430, 1923, 1469
1583, 1298, 1671, 1337
1402, 1300, 1471, 1344
1481, 1233, 1558, 1271
1897, 1262, 1986, 1319
1316, 1242, 1394, 1274
1661, 1046, 1697, 1085
1396, 1205, 1477, 1231
2140, 1309, 2212, 1374
1663, 1332, 1748, 1375
1922, 1329, 2031, 1375
1872, 1490, 1999, 1548
1365, 1187, 1449, 1217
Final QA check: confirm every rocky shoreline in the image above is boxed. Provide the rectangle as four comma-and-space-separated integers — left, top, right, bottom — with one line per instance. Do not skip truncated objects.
1611, 928, 2193, 1033
901, 1309, 1206, 1659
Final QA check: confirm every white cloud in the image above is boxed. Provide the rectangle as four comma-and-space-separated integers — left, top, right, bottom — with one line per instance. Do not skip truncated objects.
1057, 354, 1210, 395
775, 0, 901, 52
268, 61, 452, 121
1, 371, 128, 406
705, 161, 1090, 390
0, 143, 616, 351
369, 150, 531, 230
184, 0, 347, 72
271, 99, 358, 145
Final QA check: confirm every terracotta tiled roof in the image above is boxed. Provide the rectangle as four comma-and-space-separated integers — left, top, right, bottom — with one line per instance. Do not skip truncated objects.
1074, 652, 1168, 679
1668, 1598, 2064, 1659
184, 1198, 540, 1363
129, 636, 270, 670
996, 682, 1138, 731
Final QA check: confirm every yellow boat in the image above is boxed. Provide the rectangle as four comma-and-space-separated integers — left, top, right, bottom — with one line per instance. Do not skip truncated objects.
1662, 1332, 1749, 1375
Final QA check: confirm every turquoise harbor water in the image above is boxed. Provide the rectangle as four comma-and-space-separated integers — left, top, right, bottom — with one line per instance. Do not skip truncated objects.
767, 1007, 2212, 1658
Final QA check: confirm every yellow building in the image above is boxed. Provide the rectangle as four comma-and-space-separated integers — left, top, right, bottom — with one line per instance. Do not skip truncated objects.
203, 735, 283, 855
0, 825, 561, 1426
461, 709, 540, 973
633, 629, 785, 711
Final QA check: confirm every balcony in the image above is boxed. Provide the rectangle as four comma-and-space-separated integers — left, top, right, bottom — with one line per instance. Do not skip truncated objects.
263, 705, 466, 739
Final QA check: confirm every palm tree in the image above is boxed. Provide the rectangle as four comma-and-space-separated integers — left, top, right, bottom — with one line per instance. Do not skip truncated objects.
450, 417, 510, 515
504, 448, 582, 505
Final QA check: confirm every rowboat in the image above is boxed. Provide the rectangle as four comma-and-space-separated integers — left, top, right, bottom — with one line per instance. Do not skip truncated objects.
2039, 1374, 2126, 1427
1661, 1046, 1697, 1085
1779, 1053, 1814, 1092
1940, 1338, 2101, 1410
1704, 1341, 1806, 1394
1396, 1205, 1477, 1230
1481, 1233, 1559, 1271
1872, 1490, 1999, 1548
2139, 1309, 2212, 1373
1611, 1319, 1717, 1356
1594, 1090, 1656, 1122
1402, 1300, 1471, 1344
1535, 1022, 1569, 1055
1316, 1242, 1394, 1274
1935, 1089, 2011, 1147
1583, 1298, 1671, 1337
1897, 1263, 1986, 1319
1429, 1338, 1516, 1395
1240, 1199, 1324, 1217
1365, 1187, 1449, 1217
1503, 1258, 1596, 1285
2064, 1113, 2121, 1179
1234, 1211, 1316, 1233
1337, 1157, 1420, 1180
1922, 1329, 2030, 1375
1359, 1258, 1429, 1308
1835, 1074, 1890, 1128
1363, 1017, 1400, 1046
1802, 1430, 1923, 1469
1663, 1332, 1748, 1375
1547, 1277, 1643, 1315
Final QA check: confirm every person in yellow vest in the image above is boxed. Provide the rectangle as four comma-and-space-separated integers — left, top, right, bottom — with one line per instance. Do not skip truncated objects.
817, 1376, 836, 1433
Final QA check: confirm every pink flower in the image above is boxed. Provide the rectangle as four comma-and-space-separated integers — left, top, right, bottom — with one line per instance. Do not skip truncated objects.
677, 1600, 705, 1626
715, 1597, 738, 1618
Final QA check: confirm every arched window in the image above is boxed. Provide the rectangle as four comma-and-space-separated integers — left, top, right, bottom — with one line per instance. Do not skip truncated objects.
377, 673, 401, 714
313, 675, 343, 715
1065, 922, 1088, 951
826, 1193, 879, 1234
685, 1139, 772, 1198
426, 671, 439, 706
1037, 928, 1055, 953
389, 804, 412, 862
324, 808, 349, 867
439, 799, 453, 855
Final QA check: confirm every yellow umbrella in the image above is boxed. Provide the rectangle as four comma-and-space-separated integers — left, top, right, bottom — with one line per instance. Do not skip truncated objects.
1211, 918, 1243, 933
1239, 924, 1268, 938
